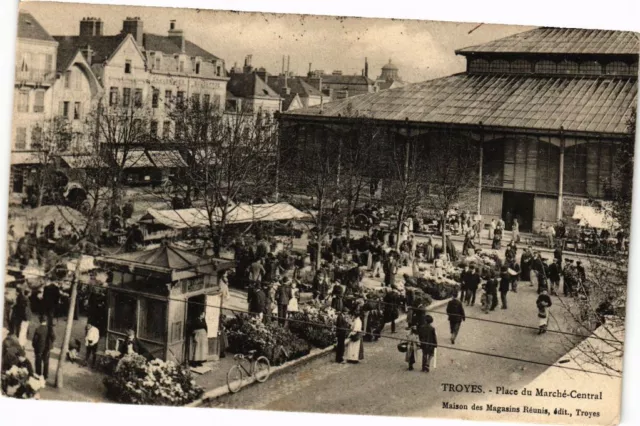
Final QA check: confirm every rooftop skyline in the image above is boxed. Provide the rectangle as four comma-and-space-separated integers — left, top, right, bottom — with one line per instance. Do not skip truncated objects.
19, 2, 534, 83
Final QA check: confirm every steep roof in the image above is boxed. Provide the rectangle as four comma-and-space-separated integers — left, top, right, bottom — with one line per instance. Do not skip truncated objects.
17, 11, 56, 42
54, 34, 128, 67
285, 73, 637, 135
266, 75, 323, 97
228, 73, 279, 98
142, 33, 220, 61
457, 27, 640, 56
282, 92, 302, 111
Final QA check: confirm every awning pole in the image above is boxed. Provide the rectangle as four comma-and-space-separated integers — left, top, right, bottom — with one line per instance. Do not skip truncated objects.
557, 128, 565, 221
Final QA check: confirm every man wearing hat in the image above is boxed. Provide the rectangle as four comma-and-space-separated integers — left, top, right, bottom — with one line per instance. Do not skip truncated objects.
563, 259, 575, 297
417, 315, 438, 372
548, 258, 562, 296
464, 265, 481, 306
499, 267, 510, 309
446, 291, 465, 344
276, 277, 293, 326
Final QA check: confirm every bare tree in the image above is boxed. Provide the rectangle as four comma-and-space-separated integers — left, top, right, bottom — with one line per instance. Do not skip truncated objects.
164, 97, 279, 256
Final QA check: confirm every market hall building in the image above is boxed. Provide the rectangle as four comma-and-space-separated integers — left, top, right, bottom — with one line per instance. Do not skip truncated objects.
278, 28, 638, 233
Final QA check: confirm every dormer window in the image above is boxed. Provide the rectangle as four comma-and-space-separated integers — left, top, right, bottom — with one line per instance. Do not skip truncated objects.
179, 61, 185, 72
606, 61, 629, 76
125, 60, 132, 74
579, 61, 602, 75
558, 60, 579, 74
490, 60, 510, 74
535, 60, 557, 74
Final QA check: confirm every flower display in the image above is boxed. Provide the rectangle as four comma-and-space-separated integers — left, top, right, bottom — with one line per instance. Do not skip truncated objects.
1, 366, 45, 399
404, 275, 460, 300
289, 305, 339, 348
103, 353, 203, 405
224, 315, 311, 365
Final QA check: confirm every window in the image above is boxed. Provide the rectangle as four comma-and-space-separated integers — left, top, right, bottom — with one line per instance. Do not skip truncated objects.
225, 99, 238, 113
213, 94, 221, 108
134, 89, 143, 107
73, 102, 81, 120
216, 66, 221, 76
33, 91, 45, 113
605, 61, 630, 76
489, 59, 510, 73
579, 61, 602, 75
64, 70, 71, 88
125, 60, 132, 74
176, 91, 185, 105
133, 119, 142, 133
557, 60, 579, 74
152, 89, 159, 108
511, 59, 531, 74
109, 292, 137, 334
468, 58, 490, 73
31, 126, 43, 150
150, 120, 158, 137
163, 121, 172, 139
175, 121, 184, 138
535, 60, 557, 74
631, 63, 639, 76
74, 70, 82, 90
109, 87, 119, 106
15, 127, 27, 150
164, 90, 172, 105
203, 94, 211, 106
191, 92, 200, 105
155, 55, 161, 70
195, 62, 201, 74
61, 101, 70, 118
122, 88, 131, 107
17, 90, 29, 112
179, 61, 184, 72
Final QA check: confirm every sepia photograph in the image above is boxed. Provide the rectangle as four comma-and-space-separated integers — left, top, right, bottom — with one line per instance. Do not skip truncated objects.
1, 1, 638, 425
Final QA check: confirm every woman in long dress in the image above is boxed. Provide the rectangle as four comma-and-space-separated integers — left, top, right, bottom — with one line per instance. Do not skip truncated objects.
345, 312, 364, 363
288, 282, 299, 314
425, 237, 435, 263
405, 327, 420, 370
219, 270, 230, 302
191, 312, 208, 366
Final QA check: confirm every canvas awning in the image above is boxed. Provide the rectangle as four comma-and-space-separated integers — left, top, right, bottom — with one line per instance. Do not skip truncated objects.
572, 205, 619, 229
115, 150, 155, 169
11, 152, 42, 165
60, 155, 107, 169
138, 203, 311, 230
147, 150, 188, 168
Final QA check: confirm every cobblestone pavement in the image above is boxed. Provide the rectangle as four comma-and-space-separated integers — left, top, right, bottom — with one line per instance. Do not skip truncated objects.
206, 280, 583, 417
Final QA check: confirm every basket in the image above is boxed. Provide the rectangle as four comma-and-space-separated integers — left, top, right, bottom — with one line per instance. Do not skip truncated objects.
397, 342, 408, 353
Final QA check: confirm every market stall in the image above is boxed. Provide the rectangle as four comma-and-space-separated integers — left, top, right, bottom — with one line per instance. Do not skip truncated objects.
96, 243, 234, 364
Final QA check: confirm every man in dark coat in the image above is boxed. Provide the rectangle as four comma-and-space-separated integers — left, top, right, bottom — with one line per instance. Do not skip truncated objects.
464, 265, 481, 306
446, 291, 465, 344
276, 278, 293, 326
383, 289, 400, 334
484, 271, 498, 312
250, 286, 267, 320
520, 248, 533, 282
32, 315, 56, 379
553, 244, 563, 266
42, 281, 61, 327
459, 264, 470, 305
417, 315, 438, 372
548, 259, 562, 296
335, 308, 350, 363
499, 268, 510, 309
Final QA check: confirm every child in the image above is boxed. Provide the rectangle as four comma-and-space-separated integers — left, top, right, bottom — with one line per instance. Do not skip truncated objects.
67, 339, 82, 363
405, 327, 420, 371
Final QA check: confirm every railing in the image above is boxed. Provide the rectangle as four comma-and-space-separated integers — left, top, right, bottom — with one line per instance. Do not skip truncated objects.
14, 68, 55, 85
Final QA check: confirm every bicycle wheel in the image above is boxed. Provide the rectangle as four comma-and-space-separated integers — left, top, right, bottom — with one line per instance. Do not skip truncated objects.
254, 356, 271, 383
227, 365, 244, 393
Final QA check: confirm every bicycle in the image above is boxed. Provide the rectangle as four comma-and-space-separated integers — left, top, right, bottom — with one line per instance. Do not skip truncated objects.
227, 350, 271, 393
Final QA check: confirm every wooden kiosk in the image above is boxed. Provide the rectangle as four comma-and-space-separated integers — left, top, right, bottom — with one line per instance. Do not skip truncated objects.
97, 244, 234, 364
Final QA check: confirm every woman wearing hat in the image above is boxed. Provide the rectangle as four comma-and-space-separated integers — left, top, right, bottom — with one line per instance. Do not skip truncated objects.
536, 290, 553, 334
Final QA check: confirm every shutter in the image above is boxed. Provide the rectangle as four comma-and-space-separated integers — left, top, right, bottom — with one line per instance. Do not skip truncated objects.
481, 190, 503, 216
59, 101, 65, 117
534, 195, 558, 224
503, 141, 515, 188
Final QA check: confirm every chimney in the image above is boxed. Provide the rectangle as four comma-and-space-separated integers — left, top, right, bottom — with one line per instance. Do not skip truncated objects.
82, 44, 94, 65
308, 62, 312, 75
122, 17, 144, 46
243, 55, 253, 74
168, 20, 185, 52
79, 17, 103, 37
256, 67, 269, 82
287, 55, 291, 75
280, 87, 291, 96
365, 57, 369, 78
308, 75, 322, 91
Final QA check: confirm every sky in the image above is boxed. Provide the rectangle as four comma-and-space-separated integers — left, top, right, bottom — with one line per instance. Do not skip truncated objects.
20, 1, 535, 83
